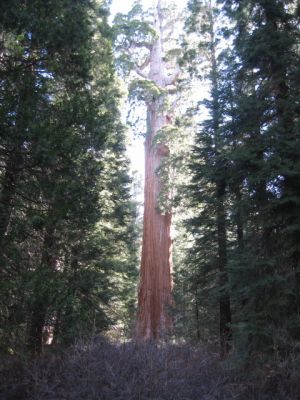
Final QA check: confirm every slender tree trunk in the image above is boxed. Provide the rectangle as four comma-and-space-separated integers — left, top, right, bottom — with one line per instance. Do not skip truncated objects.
27, 301, 47, 354
0, 147, 22, 242
0, 81, 31, 253
137, 0, 173, 340
217, 178, 232, 356
27, 225, 55, 353
208, 0, 232, 355
195, 287, 201, 340
234, 185, 244, 249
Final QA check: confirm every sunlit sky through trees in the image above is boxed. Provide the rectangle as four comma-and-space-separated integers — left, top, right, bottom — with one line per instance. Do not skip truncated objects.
111, 0, 187, 17
110, 0, 188, 198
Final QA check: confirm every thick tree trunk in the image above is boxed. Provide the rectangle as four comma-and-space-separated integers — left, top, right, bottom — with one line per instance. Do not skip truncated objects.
137, 0, 173, 340
137, 130, 173, 339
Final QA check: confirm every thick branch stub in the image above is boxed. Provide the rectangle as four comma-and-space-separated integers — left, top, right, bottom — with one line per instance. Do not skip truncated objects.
138, 55, 151, 71
134, 67, 148, 79
165, 65, 181, 86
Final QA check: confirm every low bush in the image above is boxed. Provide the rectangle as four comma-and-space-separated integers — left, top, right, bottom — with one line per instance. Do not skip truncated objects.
1, 338, 299, 400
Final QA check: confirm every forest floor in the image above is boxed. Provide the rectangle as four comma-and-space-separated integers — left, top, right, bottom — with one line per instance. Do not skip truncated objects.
1, 337, 300, 400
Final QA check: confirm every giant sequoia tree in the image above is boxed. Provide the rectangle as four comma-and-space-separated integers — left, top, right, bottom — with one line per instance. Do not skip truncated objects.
114, 0, 181, 339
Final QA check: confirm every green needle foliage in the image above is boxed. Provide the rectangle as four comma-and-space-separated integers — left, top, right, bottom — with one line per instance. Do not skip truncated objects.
184, 0, 300, 359
0, 0, 138, 355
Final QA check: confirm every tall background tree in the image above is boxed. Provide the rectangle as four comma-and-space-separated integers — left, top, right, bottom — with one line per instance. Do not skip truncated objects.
222, 0, 300, 355
183, 0, 300, 358
180, 0, 232, 355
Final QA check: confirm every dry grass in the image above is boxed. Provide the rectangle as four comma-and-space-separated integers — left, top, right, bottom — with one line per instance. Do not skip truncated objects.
1, 338, 300, 400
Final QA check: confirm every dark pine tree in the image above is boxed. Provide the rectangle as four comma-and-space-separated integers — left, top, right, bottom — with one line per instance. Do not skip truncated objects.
185, 0, 232, 356
0, 0, 137, 354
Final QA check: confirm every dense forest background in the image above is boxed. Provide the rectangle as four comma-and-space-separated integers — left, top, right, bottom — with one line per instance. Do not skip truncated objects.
0, 0, 300, 399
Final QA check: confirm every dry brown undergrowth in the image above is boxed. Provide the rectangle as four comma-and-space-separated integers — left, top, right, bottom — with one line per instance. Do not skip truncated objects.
1, 338, 299, 400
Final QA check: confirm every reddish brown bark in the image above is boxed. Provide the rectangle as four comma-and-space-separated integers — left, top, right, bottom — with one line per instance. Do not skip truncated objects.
137, 110, 173, 340
136, 0, 174, 340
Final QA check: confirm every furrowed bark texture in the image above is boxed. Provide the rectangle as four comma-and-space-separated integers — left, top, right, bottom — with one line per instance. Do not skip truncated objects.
137, 0, 173, 340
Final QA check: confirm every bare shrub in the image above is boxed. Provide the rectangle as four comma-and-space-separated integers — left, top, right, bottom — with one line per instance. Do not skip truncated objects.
1, 338, 300, 400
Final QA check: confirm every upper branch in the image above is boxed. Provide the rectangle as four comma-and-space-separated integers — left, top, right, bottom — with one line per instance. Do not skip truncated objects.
138, 55, 151, 71
124, 47, 150, 79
